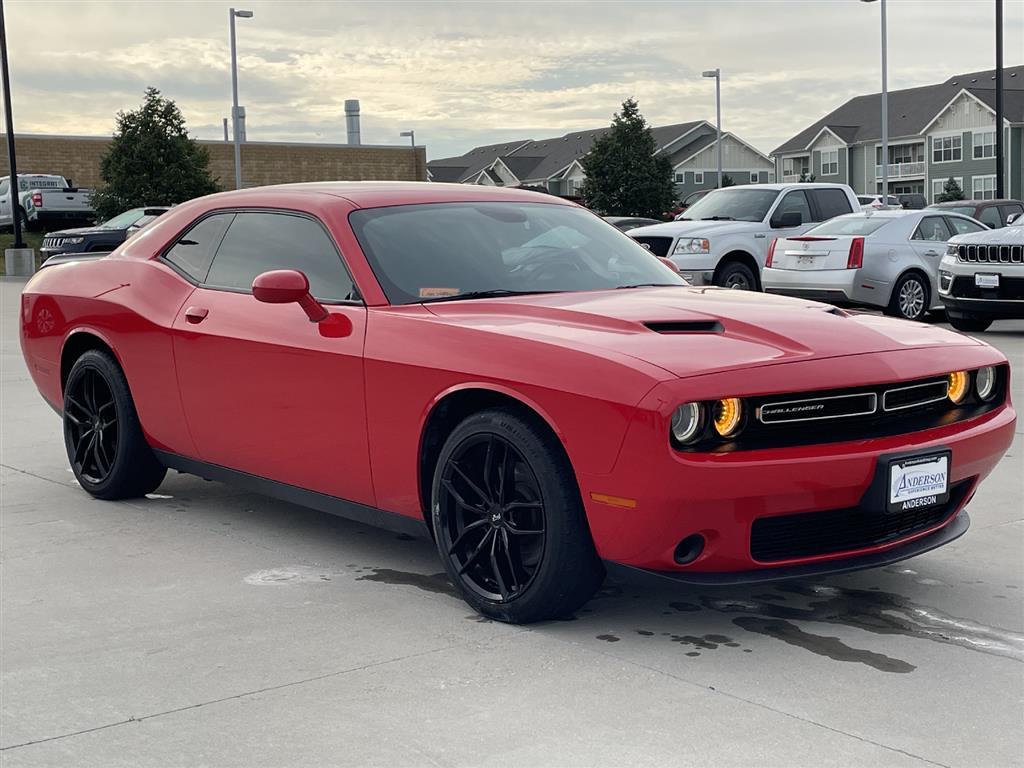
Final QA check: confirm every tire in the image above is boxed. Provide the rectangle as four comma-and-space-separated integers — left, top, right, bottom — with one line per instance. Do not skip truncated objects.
431, 407, 605, 624
716, 261, 758, 291
947, 314, 993, 333
886, 272, 929, 321
19, 207, 40, 233
63, 349, 166, 500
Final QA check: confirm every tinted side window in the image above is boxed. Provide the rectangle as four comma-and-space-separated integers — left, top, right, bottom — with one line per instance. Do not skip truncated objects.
912, 217, 952, 241
0, 179, 9, 195
979, 206, 1001, 228
999, 204, 1023, 225
945, 216, 985, 236
811, 189, 853, 220
204, 212, 356, 302
164, 213, 234, 282
776, 191, 813, 224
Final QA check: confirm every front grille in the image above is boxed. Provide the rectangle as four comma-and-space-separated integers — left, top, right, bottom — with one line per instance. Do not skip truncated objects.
43, 237, 64, 248
950, 275, 1024, 301
882, 380, 948, 411
958, 244, 1024, 264
750, 481, 969, 562
631, 236, 672, 257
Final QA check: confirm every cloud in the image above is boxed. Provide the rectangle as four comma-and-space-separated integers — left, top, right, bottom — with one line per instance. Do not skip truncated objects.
5, 0, 1022, 161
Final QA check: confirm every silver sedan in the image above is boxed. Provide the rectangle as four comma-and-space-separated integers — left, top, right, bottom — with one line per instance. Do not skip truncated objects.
761, 209, 986, 321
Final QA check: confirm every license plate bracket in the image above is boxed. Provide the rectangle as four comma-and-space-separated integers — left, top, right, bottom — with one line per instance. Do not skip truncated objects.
860, 448, 952, 515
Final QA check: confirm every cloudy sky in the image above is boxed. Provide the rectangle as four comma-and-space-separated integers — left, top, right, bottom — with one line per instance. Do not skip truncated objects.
6, 0, 1022, 160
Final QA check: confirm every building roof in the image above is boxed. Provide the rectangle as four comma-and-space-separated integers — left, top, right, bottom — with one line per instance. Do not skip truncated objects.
773, 65, 1024, 155
428, 121, 706, 184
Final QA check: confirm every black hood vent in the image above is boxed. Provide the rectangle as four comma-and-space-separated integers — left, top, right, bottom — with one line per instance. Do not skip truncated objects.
644, 320, 724, 334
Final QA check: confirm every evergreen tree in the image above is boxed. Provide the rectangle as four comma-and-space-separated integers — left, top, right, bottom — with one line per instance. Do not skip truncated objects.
721, 173, 735, 187
798, 170, 817, 183
935, 176, 965, 203
91, 88, 219, 220
580, 99, 674, 217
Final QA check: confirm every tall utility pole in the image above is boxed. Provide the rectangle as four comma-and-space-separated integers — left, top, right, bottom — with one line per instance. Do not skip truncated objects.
702, 68, 722, 188
228, 8, 253, 190
0, 0, 25, 249
995, 0, 1004, 198
861, 0, 888, 207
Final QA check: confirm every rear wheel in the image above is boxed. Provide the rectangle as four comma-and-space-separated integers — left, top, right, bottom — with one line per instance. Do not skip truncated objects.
63, 350, 166, 499
887, 272, 929, 321
716, 261, 757, 291
947, 314, 993, 333
431, 407, 604, 624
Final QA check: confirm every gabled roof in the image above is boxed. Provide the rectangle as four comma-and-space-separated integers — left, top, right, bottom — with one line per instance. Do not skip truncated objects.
428, 139, 532, 183
773, 64, 1024, 156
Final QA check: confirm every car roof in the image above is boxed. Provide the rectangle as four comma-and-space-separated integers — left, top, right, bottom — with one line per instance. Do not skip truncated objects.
929, 199, 1022, 208
707, 182, 850, 192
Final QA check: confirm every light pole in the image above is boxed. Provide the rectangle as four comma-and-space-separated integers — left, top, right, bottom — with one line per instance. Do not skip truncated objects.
229, 8, 253, 190
995, 0, 1004, 198
702, 68, 722, 188
400, 130, 415, 148
862, 0, 888, 208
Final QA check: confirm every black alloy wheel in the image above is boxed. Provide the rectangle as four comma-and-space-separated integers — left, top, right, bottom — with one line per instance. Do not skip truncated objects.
431, 407, 604, 623
437, 433, 546, 602
65, 367, 118, 484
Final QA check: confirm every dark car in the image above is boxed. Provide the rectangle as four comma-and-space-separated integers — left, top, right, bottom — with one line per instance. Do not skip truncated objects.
602, 216, 664, 232
40, 207, 170, 259
927, 199, 1024, 229
898, 193, 927, 210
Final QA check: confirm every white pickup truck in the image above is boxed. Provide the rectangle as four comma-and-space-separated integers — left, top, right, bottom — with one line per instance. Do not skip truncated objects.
627, 183, 860, 290
0, 174, 95, 231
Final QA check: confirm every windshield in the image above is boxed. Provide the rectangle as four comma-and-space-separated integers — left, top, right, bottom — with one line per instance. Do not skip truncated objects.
678, 188, 779, 222
349, 202, 685, 305
100, 208, 145, 229
805, 216, 893, 236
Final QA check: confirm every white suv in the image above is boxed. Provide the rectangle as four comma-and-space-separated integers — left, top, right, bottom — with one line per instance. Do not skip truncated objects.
939, 224, 1024, 332
627, 183, 859, 290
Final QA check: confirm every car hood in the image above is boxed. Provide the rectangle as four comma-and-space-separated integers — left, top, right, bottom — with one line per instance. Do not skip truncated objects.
44, 225, 120, 238
424, 287, 978, 379
629, 220, 765, 239
950, 225, 1024, 245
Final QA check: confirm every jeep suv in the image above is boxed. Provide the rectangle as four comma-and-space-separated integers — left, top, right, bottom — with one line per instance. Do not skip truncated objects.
939, 225, 1023, 331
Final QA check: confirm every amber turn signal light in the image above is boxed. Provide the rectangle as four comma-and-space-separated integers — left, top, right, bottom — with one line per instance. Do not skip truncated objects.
947, 371, 968, 404
713, 398, 743, 437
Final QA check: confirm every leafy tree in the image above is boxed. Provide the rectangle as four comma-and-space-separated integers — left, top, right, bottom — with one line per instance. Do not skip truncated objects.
580, 98, 674, 217
935, 176, 965, 203
721, 173, 735, 188
91, 87, 219, 221
798, 170, 817, 183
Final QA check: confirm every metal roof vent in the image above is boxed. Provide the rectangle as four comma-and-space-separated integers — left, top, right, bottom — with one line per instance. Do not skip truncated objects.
345, 100, 361, 146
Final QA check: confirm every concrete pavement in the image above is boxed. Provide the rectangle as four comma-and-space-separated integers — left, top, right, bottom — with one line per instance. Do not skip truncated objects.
2, 278, 1022, 767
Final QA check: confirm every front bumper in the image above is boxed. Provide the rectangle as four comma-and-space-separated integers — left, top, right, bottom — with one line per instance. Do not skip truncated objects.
939, 270, 1024, 319
578, 348, 1015, 575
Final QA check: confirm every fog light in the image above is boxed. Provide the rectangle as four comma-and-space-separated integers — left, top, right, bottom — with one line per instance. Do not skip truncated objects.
948, 371, 968, 404
713, 397, 743, 437
671, 402, 704, 444
975, 366, 996, 401
673, 534, 705, 565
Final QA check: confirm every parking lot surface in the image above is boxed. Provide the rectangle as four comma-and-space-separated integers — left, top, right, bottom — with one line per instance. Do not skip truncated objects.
2, 277, 1022, 767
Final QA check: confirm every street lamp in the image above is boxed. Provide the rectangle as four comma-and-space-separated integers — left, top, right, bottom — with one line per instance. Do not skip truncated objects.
702, 69, 722, 188
229, 8, 253, 190
862, 0, 888, 208
399, 130, 415, 148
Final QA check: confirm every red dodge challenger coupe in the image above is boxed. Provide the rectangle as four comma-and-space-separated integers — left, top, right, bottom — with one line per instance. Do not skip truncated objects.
20, 183, 1015, 623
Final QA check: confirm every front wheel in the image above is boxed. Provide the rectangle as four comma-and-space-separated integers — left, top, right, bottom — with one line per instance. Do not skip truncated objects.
431, 407, 604, 624
947, 314, 993, 333
64, 349, 166, 499
887, 272, 929, 321
716, 261, 758, 291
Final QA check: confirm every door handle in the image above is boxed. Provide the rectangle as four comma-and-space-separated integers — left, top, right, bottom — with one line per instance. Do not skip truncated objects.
184, 306, 209, 324
924, 250, 940, 257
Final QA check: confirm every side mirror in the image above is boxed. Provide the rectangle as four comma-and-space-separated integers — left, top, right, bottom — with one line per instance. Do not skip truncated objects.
1007, 212, 1021, 226
771, 211, 803, 229
252, 269, 328, 322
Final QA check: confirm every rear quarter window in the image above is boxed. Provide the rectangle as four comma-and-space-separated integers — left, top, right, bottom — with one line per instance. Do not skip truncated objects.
163, 213, 235, 283
811, 189, 854, 220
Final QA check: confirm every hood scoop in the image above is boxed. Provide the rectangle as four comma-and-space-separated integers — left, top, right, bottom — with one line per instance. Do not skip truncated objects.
643, 320, 724, 334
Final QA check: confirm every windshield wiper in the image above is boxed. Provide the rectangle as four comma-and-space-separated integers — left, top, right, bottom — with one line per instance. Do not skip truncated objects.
419, 289, 560, 304
700, 215, 734, 221
616, 283, 682, 290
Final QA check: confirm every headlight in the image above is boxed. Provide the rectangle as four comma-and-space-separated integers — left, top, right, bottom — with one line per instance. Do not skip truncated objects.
946, 244, 958, 257
948, 371, 968, 404
671, 402, 704, 444
64, 237, 84, 245
975, 367, 997, 401
712, 398, 743, 437
673, 238, 710, 255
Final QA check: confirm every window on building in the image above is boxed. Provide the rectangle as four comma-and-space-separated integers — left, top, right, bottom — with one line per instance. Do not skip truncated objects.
931, 177, 963, 203
674, 173, 685, 183
972, 175, 996, 201
820, 150, 839, 176
972, 130, 995, 159
750, 172, 759, 184
782, 158, 807, 177
933, 135, 962, 163
694, 172, 704, 185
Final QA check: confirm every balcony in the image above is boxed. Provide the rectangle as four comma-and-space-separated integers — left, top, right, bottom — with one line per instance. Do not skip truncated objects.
782, 173, 803, 183
875, 161, 925, 179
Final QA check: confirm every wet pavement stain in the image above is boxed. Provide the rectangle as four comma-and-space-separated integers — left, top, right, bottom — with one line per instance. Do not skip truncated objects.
704, 582, 1024, 664
394, 533, 417, 541
596, 634, 620, 642
356, 568, 458, 597
636, 630, 655, 636
733, 617, 916, 674
668, 601, 701, 613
